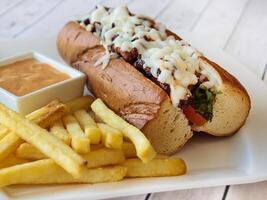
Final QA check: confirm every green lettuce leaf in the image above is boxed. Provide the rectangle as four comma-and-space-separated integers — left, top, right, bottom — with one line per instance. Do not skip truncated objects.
192, 85, 216, 121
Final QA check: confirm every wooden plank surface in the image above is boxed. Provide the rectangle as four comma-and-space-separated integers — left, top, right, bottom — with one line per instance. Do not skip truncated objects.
0, 0, 267, 199
224, 0, 267, 77
110, 194, 147, 200
226, 181, 267, 200
150, 187, 225, 200
192, 0, 249, 48
157, 0, 210, 30
18, 0, 105, 38
0, 0, 23, 16
128, 0, 171, 18
0, 0, 63, 38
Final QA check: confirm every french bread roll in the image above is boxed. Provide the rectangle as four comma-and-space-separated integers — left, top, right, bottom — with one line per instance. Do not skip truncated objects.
57, 22, 192, 155
57, 7, 250, 154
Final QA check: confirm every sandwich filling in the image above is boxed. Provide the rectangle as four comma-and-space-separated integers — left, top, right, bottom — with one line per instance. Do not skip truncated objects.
78, 5, 219, 125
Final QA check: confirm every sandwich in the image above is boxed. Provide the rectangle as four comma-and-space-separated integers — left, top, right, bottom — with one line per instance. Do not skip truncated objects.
57, 6, 251, 155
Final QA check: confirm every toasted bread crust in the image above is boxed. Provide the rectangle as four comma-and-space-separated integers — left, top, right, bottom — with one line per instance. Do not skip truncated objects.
57, 15, 250, 150
192, 57, 251, 136
73, 46, 168, 129
57, 22, 100, 64
57, 22, 192, 154
58, 22, 169, 129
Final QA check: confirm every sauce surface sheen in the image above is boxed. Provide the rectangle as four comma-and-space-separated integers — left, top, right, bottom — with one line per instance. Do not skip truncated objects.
0, 58, 70, 96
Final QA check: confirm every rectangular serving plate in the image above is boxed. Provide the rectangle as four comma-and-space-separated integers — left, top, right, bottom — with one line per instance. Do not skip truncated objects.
0, 34, 267, 200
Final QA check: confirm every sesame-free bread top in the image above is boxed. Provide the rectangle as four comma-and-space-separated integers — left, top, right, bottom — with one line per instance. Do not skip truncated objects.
57, 22, 192, 155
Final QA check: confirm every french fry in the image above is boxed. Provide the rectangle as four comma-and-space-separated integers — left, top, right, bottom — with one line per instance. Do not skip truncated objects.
97, 123, 123, 150
0, 104, 86, 178
65, 96, 95, 113
63, 114, 90, 154
16, 143, 47, 160
0, 100, 67, 163
83, 148, 125, 168
0, 133, 23, 161
0, 159, 127, 187
0, 154, 28, 169
26, 99, 67, 128
123, 158, 186, 177
74, 109, 101, 144
16, 143, 125, 168
91, 99, 156, 163
122, 142, 137, 158
38, 112, 66, 129
88, 142, 135, 157
0, 124, 8, 140
50, 120, 71, 145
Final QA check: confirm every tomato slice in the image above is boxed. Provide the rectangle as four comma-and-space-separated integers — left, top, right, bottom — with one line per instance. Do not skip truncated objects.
183, 105, 206, 126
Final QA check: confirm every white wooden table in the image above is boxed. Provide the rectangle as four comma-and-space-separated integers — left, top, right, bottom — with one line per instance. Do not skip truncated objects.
1, 0, 267, 199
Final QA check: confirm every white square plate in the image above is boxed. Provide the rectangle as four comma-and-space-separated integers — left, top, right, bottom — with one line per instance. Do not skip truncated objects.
0, 34, 267, 200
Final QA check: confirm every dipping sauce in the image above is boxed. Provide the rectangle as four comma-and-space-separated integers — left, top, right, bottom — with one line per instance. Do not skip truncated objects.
0, 58, 70, 96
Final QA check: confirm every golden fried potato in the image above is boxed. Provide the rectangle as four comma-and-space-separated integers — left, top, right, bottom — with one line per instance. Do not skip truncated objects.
74, 109, 101, 144
91, 99, 156, 163
123, 158, 186, 177
50, 120, 71, 145
0, 124, 8, 140
0, 159, 127, 187
0, 154, 28, 169
16, 143, 47, 160
26, 99, 67, 128
0, 104, 86, 178
82, 148, 125, 168
63, 114, 90, 154
65, 96, 95, 113
0, 133, 23, 162
97, 123, 123, 150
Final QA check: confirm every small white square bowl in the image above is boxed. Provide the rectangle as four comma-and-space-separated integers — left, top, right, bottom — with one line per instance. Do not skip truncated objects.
0, 52, 86, 115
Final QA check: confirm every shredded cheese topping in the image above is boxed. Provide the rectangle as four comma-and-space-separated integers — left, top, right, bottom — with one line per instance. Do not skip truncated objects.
79, 5, 218, 107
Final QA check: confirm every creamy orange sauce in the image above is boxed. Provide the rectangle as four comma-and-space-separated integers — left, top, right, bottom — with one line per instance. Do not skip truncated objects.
0, 58, 70, 96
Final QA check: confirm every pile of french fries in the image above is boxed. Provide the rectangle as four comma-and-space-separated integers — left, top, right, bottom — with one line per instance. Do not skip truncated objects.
0, 96, 186, 187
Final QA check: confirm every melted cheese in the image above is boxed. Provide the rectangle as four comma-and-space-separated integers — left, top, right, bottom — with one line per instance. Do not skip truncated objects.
79, 5, 218, 106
